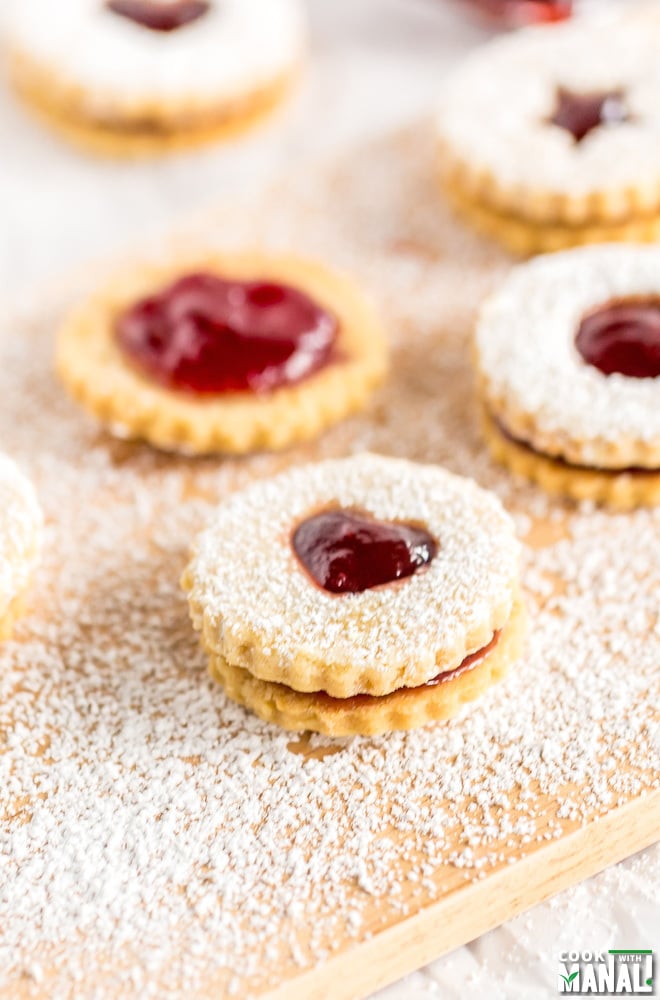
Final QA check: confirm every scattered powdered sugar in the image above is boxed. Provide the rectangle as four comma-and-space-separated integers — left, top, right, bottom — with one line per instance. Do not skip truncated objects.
0, 452, 43, 619
0, 124, 658, 999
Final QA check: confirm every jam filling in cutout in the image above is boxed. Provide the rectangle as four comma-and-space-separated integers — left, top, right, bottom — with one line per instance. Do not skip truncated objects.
115, 272, 339, 394
549, 87, 629, 143
292, 509, 437, 595
106, 0, 210, 32
313, 630, 501, 709
576, 298, 660, 379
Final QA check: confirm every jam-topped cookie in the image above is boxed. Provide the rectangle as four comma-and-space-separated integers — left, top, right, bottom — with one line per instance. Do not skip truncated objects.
0, 454, 43, 639
6, 0, 306, 155
182, 454, 526, 736
436, 8, 660, 254
475, 244, 660, 507
56, 253, 388, 455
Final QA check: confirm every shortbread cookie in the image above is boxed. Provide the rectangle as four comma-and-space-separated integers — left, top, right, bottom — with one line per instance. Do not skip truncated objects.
182, 454, 525, 735
436, 7, 660, 251
0, 454, 43, 638
56, 252, 388, 455
6, 0, 306, 155
475, 244, 660, 507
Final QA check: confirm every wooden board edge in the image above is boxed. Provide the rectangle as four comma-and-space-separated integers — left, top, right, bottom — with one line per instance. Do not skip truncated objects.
263, 790, 660, 1000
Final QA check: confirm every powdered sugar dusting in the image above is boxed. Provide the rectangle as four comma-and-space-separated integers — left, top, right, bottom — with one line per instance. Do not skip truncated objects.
0, 452, 42, 619
1, 125, 658, 998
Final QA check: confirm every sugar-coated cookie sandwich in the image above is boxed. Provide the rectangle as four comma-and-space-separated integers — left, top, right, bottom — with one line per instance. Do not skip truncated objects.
6, 0, 306, 155
0, 454, 43, 639
436, 6, 660, 254
56, 252, 388, 454
476, 244, 660, 508
182, 454, 526, 736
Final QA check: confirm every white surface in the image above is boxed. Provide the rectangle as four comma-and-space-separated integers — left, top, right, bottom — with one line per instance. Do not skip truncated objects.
0, 1, 657, 998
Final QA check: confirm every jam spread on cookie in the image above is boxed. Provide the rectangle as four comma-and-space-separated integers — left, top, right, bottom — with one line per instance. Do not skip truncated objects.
115, 273, 338, 394
106, 0, 210, 32
576, 299, 660, 379
292, 509, 437, 594
549, 87, 629, 143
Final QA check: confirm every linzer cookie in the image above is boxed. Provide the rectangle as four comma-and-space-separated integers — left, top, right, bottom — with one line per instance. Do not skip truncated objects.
475, 244, 660, 507
182, 454, 526, 736
0, 454, 43, 639
436, 7, 660, 254
56, 252, 388, 454
6, 0, 306, 155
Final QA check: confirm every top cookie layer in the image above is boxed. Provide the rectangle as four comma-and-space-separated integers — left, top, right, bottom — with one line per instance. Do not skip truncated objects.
6, 0, 306, 109
436, 6, 660, 223
182, 454, 520, 698
0, 454, 43, 625
475, 244, 660, 469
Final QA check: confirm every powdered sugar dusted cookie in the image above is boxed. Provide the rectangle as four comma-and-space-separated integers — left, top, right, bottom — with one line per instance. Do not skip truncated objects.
0, 454, 43, 638
182, 454, 525, 735
476, 244, 660, 507
436, 6, 660, 252
56, 251, 388, 455
6, 0, 306, 155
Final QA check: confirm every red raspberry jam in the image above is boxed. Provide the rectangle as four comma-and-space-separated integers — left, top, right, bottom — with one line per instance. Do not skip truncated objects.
115, 273, 338, 395
106, 0, 210, 32
549, 87, 629, 143
292, 509, 437, 595
462, 0, 572, 27
576, 299, 660, 379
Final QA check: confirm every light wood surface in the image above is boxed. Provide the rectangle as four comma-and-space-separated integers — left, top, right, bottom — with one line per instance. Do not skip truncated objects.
2, 124, 658, 999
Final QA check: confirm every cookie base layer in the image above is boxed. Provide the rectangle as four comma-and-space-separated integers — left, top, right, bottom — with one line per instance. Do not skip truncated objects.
56, 253, 388, 455
443, 178, 660, 256
482, 408, 660, 509
208, 597, 527, 736
9, 53, 297, 157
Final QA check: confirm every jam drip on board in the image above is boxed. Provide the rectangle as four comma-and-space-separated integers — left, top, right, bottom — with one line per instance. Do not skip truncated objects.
549, 87, 629, 143
576, 298, 660, 379
292, 509, 437, 595
106, 1, 210, 32
115, 272, 339, 394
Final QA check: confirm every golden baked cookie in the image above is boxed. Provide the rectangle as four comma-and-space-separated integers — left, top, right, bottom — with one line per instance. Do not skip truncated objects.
475, 245, 660, 507
0, 454, 43, 639
6, 0, 306, 156
56, 252, 388, 455
182, 454, 526, 735
207, 595, 527, 736
436, 7, 660, 251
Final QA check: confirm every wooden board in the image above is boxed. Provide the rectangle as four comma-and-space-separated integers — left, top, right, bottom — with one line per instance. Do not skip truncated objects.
1, 124, 659, 1000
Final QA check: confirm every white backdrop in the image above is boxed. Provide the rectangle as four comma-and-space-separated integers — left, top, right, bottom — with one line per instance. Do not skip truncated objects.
0, 2, 657, 998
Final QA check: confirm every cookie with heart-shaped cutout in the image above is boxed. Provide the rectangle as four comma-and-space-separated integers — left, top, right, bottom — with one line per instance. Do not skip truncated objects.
182, 454, 525, 735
